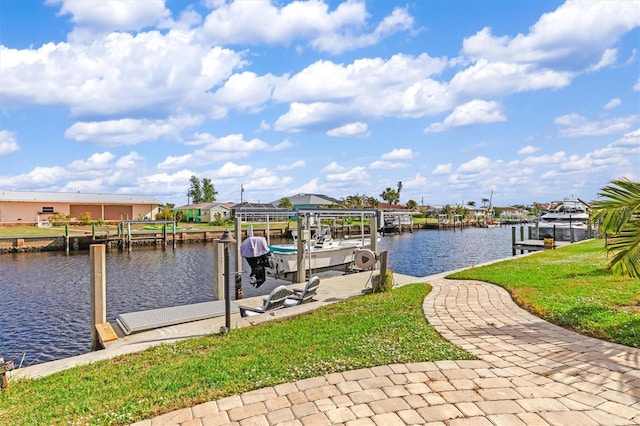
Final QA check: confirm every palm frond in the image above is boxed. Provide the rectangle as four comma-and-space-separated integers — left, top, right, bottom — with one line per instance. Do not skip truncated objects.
592, 178, 640, 234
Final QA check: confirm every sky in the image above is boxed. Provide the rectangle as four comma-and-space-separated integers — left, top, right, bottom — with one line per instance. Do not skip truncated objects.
0, 0, 638, 208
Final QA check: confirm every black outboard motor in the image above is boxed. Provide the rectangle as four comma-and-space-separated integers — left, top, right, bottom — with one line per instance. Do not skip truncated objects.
240, 236, 272, 287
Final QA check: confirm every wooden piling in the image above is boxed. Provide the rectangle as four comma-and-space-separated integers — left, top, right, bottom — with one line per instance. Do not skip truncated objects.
90, 244, 106, 351
213, 241, 224, 300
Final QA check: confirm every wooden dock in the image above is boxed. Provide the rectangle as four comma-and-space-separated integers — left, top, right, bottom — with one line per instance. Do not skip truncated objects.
513, 239, 570, 253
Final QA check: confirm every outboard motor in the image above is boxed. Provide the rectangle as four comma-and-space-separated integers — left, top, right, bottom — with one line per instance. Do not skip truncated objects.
240, 236, 272, 287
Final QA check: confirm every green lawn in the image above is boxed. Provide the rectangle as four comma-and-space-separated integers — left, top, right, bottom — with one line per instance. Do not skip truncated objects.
0, 284, 472, 425
448, 239, 640, 348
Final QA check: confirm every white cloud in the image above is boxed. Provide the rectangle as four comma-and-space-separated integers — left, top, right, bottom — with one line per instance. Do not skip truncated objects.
381, 148, 414, 160
273, 53, 449, 131
157, 133, 293, 170
65, 116, 201, 146
0, 130, 20, 155
115, 152, 145, 170
432, 163, 452, 175
68, 152, 116, 171
555, 113, 639, 137
288, 178, 322, 195
369, 160, 409, 170
634, 79, 640, 91
321, 161, 346, 173
461, 1, 640, 71
402, 173, 428, 189
212, 72, 280, 112
457, 156, 492, 173
325, 166, 368, 182
0, 34, 246, 118
603, 98, 621, 110
52, 0, 172, 41
425, 100, 506, 133
201, 1, 414, 54
449, 60, 572, 98
327, 122, 369, 137
276, 160, 305, 171
518, 145, 539, 155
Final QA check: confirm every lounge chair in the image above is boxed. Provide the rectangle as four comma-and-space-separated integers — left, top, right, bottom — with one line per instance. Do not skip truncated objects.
284, 276, 320, 307
239, 285, 292, 317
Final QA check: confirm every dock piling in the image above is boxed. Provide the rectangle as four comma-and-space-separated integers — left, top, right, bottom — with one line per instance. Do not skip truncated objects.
90, 244, 106, 351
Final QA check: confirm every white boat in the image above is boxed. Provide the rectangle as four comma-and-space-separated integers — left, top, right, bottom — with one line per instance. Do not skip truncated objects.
268, 228, 371, 279
535, 199, 591, 242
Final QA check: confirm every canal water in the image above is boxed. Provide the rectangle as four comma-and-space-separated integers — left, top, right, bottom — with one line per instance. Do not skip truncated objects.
0, 226, 516, 366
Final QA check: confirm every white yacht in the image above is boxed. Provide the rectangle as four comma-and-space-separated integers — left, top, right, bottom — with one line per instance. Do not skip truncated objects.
536, 199, 591, 241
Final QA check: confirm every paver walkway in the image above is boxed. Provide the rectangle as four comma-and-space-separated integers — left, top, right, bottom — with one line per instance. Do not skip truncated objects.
133, 278, 640, 425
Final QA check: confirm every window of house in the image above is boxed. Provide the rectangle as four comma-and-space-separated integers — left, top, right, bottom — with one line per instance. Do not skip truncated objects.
42, 206, 54, 213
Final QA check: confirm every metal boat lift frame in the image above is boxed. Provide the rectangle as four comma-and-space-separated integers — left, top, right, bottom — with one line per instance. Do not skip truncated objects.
233, 208, 380, 283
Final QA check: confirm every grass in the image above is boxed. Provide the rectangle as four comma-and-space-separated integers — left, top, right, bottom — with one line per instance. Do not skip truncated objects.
448, 239, 640, 348
0, 284, 472, 425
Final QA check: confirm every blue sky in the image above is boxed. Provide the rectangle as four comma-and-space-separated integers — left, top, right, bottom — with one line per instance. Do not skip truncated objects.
0, 0, 638, 207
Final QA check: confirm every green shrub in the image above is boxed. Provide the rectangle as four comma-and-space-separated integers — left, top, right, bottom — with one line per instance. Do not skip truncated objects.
48, 212, 72, 226
78, 212, 92, 225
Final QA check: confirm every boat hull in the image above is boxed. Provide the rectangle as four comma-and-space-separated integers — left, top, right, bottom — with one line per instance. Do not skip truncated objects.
536, 222, 590, 242
268, 238, 369, 278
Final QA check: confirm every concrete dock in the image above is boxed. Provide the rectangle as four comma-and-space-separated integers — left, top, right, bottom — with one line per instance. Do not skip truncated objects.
11, 271, 418, 380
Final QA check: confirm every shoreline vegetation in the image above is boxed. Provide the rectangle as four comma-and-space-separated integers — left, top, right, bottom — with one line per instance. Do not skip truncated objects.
0, 238, 637, 424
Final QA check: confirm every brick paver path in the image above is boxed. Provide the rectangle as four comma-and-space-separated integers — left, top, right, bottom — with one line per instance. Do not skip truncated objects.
132, 278, 640, 425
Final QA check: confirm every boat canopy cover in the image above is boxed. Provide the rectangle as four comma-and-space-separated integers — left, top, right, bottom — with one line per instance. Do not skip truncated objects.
241, 236, 270, 258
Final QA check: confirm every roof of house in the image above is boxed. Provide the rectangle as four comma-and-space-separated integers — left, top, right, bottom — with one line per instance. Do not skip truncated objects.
276, 193, 341, 206
175, 202, 234, 210
233, 202, 285, 211
0, 190, 161, 204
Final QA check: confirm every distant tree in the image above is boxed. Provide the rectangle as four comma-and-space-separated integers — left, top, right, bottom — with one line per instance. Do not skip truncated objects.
380, 188, 399, 205
156, 203, 175, 220
201, 178, 218, 203
481, 198, 490, 208
397, 181, 403, 203
278, 197, 293, 208
366, 196, 380, 208
442, 204, 453, 220
467, 201, 476, 207
188, 175, 203, 204
592, 178, 640, 278
406, 199, 418, 210
346, 194, 364, 208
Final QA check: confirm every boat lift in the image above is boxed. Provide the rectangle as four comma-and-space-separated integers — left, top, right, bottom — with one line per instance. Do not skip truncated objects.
233, 208, 380, 283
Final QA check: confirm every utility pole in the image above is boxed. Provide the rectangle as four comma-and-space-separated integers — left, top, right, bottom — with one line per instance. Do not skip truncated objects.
240, 184, 244, 203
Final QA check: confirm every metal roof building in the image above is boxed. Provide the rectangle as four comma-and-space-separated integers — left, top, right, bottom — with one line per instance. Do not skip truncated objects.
0, 190, 161, 223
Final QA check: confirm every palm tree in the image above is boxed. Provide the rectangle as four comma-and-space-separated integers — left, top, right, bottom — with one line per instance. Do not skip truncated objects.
366, 196, 380, 208
380, 188, 399, 205
406, 199, 418, 210
591, 178, 640, 278
278, 197, 293, 208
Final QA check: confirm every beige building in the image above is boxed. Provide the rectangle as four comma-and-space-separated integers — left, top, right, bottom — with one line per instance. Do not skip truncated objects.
0, 191, 161, 224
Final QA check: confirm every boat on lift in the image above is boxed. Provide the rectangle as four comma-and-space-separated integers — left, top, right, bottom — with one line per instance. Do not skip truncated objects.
268, 227, 371, 280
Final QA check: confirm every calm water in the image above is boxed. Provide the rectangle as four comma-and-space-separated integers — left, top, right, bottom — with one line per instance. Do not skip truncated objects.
0, 226, 516, 366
